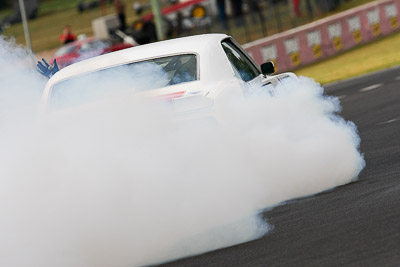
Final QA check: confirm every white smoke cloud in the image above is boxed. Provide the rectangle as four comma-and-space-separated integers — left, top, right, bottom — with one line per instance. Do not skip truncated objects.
0, 37, 364, 267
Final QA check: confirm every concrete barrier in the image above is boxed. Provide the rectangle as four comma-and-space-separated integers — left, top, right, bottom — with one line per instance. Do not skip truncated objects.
243, 0, 400, 72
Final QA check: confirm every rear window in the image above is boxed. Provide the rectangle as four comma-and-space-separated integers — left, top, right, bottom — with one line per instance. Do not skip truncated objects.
49, 54, 198, 111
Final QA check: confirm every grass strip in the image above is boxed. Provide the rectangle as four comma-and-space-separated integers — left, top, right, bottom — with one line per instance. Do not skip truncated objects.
296, 31, 400, 84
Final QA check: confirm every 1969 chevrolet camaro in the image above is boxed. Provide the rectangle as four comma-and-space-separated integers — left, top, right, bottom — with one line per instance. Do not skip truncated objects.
40, 34, 298, 115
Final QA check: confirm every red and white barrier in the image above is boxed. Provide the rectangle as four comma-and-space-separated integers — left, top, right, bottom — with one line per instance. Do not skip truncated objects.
243, 0, 400, 72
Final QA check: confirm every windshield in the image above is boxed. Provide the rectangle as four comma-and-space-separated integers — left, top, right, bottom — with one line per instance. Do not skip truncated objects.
49, 54, 198, 111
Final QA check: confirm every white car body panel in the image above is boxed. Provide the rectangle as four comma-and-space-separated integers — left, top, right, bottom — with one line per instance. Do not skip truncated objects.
41, 34, 298, 116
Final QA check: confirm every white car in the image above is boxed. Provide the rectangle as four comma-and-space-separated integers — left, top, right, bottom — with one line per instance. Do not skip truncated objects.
41, 34, 298, 117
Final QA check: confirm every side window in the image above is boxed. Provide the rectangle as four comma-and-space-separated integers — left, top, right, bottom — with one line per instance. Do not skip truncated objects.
221, 40, 260, 82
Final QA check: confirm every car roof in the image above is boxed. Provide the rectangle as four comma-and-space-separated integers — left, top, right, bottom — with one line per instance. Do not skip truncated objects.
47, 34, 231, 86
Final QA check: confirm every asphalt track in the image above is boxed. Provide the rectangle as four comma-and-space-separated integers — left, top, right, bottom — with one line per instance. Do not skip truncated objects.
158, 66, 400, 266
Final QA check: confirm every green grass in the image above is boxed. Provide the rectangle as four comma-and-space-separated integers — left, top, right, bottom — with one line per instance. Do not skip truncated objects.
38, 0, 83, 15
0, 8, 12, 19
296, 31, 400, 84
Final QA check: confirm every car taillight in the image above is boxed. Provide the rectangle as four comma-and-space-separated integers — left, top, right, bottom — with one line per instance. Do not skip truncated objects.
158, 91, 186, 100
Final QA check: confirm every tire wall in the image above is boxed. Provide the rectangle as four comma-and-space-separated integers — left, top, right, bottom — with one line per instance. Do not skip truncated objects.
243, 0, 400, 72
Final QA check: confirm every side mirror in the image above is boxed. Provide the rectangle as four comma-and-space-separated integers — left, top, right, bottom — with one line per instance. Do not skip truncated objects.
261, 61, 275, 75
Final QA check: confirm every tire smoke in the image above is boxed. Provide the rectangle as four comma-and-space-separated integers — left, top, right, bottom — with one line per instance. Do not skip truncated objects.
0, 38, 364, 267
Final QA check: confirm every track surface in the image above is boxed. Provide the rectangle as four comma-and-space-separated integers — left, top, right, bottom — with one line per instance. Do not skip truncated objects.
158, 67, 400, 266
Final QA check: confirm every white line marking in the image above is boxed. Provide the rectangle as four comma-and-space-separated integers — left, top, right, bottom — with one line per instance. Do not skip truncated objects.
337, 95, 346, 100
359, 83, 383, 92
377, 118, 399, 125
324, 65, 400, 88
395, 76, 400, 81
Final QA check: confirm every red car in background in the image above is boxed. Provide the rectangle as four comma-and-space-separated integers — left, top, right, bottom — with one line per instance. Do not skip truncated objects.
53, 37, 133, 69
